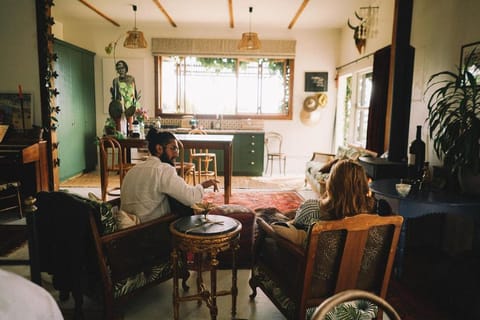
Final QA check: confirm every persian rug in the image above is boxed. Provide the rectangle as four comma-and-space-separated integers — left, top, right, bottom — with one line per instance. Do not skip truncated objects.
203, 190, 303, 213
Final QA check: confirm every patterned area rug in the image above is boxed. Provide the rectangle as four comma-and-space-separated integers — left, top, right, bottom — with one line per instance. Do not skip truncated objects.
203, 190, 304, 213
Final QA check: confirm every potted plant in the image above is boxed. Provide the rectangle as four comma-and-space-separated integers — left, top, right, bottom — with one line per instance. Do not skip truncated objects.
425, 48, 480, 194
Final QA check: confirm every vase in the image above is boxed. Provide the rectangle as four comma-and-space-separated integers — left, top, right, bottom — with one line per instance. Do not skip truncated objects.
114, 117, 121, 131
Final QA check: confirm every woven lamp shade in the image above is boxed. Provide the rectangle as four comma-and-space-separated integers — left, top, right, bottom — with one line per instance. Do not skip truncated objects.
238, 32, 261, 50
124, 30, 147, 49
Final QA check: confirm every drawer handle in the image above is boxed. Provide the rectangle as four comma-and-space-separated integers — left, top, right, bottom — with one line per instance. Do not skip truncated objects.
251, 142, 255, 146
251, 150, 255, 153
250, 162, 255, 165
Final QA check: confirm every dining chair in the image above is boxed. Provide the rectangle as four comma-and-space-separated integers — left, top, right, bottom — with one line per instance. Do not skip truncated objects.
175, 140, 196, 185
264, 131, 286, 175
187, 129, 217, 183
98, 136, 135, 201
0, 181, 23, 218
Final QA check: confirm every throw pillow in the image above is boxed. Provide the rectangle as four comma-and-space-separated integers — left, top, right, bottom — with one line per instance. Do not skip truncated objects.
113, 207, 140, 229
87, 192, 118, 234
319, 158, 339, 173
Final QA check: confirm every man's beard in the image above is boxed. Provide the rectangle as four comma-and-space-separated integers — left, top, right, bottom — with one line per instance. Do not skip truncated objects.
160, 152, 175, 166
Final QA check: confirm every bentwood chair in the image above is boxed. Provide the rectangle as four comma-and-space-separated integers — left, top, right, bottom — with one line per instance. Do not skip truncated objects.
98, 136, 135, 201
264, 131, 286, 175
188, 129, 217, 183
311, 289, 401, 320
175, 140, 196, 185
249, 213, 403, 320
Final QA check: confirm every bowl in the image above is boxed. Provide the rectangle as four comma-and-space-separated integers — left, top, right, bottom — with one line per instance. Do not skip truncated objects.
395, 183, 411, 197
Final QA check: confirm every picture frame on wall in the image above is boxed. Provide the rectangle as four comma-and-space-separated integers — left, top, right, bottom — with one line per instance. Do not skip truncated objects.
0, 93, 33, 130
460, 41, 480, 83
305, 72, 328, 92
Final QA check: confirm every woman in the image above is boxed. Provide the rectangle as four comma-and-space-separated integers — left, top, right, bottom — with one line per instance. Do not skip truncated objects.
294, 158, 376, 228
111, 60, 138, 111
270, 159, 378, 244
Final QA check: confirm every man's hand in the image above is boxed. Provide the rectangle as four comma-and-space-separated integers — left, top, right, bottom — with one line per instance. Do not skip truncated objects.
201, 179, 220, 192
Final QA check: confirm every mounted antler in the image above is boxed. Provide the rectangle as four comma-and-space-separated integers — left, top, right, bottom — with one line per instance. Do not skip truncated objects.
347, 11, 367, 54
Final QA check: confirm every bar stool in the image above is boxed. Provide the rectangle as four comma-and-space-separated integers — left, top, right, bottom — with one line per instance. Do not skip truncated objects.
188, 129, 217, 183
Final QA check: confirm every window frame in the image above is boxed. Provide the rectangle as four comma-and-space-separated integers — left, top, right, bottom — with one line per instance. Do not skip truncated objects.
153, 56, 294, 120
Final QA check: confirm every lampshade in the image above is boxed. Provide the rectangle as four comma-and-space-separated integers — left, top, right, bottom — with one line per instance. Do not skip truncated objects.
123, 4, 147, 49
124, 30, 147, 49
238, 7, 261, 50
238, 32, 261, 50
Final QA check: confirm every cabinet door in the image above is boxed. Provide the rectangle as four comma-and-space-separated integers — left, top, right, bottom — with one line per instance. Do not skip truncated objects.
233, 133, 264, 176
55, 40, 96, 181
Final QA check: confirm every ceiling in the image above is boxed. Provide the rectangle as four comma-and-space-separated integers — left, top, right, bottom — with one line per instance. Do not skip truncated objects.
52, 0, 367, 31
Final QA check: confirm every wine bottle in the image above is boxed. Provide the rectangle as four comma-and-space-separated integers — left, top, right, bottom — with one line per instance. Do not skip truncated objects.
408, 125, 425, 180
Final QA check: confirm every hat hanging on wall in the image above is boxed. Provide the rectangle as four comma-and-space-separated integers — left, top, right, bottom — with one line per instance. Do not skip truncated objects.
303, 93, 328, 112
300, 108, 322, 126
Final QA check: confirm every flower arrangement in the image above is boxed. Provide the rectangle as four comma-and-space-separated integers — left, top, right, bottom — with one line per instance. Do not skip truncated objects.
134, 107, 149, 123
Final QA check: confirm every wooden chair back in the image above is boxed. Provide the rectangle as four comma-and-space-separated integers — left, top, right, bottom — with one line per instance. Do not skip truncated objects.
98, 136, 132, 201
251, 213, 403, 320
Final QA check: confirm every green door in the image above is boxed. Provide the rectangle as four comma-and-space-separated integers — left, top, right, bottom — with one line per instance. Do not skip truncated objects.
55, 39, 96, 181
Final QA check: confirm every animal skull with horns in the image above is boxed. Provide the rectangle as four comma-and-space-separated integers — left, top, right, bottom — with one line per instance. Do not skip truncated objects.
348, 11, 368, 54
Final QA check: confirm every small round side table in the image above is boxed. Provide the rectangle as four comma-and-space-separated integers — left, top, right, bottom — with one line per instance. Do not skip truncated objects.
170, 214, 242, 320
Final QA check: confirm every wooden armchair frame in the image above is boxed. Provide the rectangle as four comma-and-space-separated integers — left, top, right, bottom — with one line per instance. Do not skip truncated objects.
249, 213, 403, 320
89, 198, 190, 320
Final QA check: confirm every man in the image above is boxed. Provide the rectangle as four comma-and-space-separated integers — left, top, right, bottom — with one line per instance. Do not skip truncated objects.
120, 130, 219, 222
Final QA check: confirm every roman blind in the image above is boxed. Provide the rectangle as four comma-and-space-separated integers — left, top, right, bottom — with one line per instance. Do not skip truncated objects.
151, 38, 296, 58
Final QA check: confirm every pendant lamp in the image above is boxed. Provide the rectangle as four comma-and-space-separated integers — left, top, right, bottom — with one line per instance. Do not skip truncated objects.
238, 7, 261, 50
124, 4, 147, 49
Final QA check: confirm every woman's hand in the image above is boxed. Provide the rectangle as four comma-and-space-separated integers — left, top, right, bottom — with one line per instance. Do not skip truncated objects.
201, 179, 220, 192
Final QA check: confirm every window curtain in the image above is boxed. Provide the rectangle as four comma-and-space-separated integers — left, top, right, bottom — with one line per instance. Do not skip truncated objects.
365, 45, 391, 155
151, 38, 296, 58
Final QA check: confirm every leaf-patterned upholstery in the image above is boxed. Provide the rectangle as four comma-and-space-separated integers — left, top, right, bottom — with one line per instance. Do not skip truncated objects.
249, 213, 403, 320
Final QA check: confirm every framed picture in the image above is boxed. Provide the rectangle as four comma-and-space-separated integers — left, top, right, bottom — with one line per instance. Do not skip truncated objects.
0, 93, 33, 130
305, 72, 328, 92
460, 41, 480, 83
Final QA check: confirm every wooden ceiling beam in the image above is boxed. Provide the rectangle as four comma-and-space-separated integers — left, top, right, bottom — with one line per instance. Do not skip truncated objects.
152, 0, 177, 28
78, 0, 120, 27
288, 0, 310, 29
228, 0, 234, 28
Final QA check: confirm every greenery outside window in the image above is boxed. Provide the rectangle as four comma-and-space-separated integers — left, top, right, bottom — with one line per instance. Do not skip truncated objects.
155, 56, 293, 119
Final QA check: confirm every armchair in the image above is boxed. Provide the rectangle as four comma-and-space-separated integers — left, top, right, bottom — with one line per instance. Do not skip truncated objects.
249, 213, 403, 320
36, 191, 189, 320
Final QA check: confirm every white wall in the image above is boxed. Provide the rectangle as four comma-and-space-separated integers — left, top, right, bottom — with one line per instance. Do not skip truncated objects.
0, 0, 41, 126
53, 0, 399, 175
410, 0, 480, 167
5, 0, 479, 175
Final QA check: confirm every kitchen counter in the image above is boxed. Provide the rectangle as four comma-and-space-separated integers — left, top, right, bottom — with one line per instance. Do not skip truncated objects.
159, 128, 265, 134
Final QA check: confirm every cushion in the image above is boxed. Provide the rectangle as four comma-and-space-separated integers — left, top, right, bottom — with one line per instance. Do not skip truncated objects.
319, 158, 339, 173
114, 207, 141, 229
87, 192, 118, 234
208, 204, 254, 215
254, 207, 291, 225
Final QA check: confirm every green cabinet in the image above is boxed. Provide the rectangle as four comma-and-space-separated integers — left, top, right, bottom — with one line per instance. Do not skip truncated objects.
206, 132, 264, 176
55, 39, 96, 181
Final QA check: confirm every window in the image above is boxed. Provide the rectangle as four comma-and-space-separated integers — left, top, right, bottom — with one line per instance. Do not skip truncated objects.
333, 68, 373, 149
155, 56, 293, 119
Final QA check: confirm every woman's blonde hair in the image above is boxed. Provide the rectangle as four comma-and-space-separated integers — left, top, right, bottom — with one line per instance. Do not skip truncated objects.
321, 159, 375, 219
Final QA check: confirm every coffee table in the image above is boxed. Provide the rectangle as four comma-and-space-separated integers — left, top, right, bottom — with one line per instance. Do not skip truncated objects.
170, 215, 242, 320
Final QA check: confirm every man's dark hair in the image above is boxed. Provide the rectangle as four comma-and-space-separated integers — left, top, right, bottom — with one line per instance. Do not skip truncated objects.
146, 130, 177, 155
